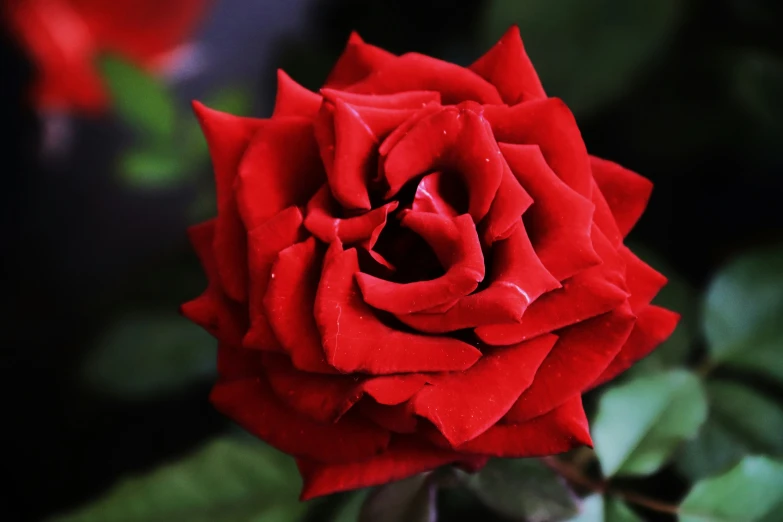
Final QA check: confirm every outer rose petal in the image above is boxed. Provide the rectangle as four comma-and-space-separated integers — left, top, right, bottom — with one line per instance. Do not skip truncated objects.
216, 344, 265, 381
469, 25, 546, 104
398, 222, 559, 332
621, 246, 668, 313
591, 156, 653, 238
244, 206, 305, 352
193, 102, 264, 302
503, 303, 636, 423
476, 226, 628, 345
450, 397, 592, 457
411, 334, 557, 446
357, 213, 485, 315
321, 89, 440, 109
236, 117, 325, 231
347, 53, 503, 105
211, 378, 390, 464
325, 31, 396, 89
500, 143, 599, 281
591, 179, 623, 246
263, 238, 335, 374
297, 436, 486, 500
314, 242, 482, 374
381, 104, 505, 223
264, 352, 428, 424
358, 401, 419, 434
180, 220, 247, 346
484, 99, 592, 198
272, 69, 321, 119
591, 305, 680, 387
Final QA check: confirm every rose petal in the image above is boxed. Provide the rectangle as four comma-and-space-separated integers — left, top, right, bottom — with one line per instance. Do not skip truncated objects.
356, 213, 485, 315
480, 163, 533, 245
297, 436, 485, 500
211, 378, 390, 464
236, 116, 325, 231
325, 31, 396, 89
469, 25, 546, 104
412, 172, 462, 217
381, 104, 505, 223
591, 305, 680, 388
180, 220, 247, 346
216, 343, 265, 381
192, 101, 264, 302
484, 99, 592, 198
502, 302, 636, 423
399, 221, 559, 332
412, 334, 557, 446
358, 400, 419, 434
591, 156, 653, 238
591, 178, 623, 246
347, 53, 503, 104
320, 89, 440, 109
363, 374, 429, 405
499, 143, 599, 281
263, 238, 335, 374
621, 246, 668, 313
448, 397, 592, 457
475, 225, 628, 345
272, 69, 322, 119
243, 206, 305, 352
328, 98, 378, 209
314, 242, 482, 374
304, 185, 398, 247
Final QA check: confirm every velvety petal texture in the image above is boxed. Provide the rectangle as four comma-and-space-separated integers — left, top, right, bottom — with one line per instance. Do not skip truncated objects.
182, 26, 678, 500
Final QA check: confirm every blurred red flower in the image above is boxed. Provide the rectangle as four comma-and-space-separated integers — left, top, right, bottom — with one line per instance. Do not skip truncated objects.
4, 0, 208, 112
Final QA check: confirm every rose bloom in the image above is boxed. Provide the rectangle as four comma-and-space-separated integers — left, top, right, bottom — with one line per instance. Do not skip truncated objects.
182, 26, 679, 499
4, 0, 208, 112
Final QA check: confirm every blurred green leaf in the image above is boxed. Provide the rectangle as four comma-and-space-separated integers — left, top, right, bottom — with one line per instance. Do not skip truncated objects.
463, 458, 578, 521
81, 311, 216, 398
359, 474, 434, 522
99, 55, 177, 140
626, 247, 697, 376
332, 491, 369, 522
703, 244, 783, 384
480, 0, 683, 116
679, 456, 783, 522
593, 370, 708, 477
730, 51, 783, 129
121, 148, 187, 189
676, 417, 747, 482
568, 495, 642, 522
49, 437, 307, 522
206, 87, 253, 116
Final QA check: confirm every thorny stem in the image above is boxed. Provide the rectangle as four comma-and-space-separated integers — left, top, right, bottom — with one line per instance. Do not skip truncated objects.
543, 457, 680, 516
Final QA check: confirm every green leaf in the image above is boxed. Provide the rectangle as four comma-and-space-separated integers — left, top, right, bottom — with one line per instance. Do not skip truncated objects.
81, 311, 216, 398
480, 0, 683, 116
625, 247, 697, 377
99, 55, 176, 140
49, 437, 308, 522
206, 87, 253, 116
463, 458, 578, 521
677, 380, 783, 481
568, 495, 642, 522
359, 474, 435, 522
703, 244, 783, 384
121, 148, 187, 189
332, 491, 369, 522
593, 370, 708, 477
679, 456, 783, 522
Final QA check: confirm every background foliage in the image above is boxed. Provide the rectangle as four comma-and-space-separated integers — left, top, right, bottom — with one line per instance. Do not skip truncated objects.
3, 0, 783, 520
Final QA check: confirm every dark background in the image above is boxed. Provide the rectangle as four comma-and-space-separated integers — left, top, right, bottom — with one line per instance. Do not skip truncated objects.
3, 0, 783, 520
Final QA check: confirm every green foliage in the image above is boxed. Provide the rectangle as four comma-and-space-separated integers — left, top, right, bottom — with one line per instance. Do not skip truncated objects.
480, 0, 683, 116
99, 56, 177, 141
81, 311, 216, 398
331, 492, 369, 522
359, 474, 434, 522
49, 437, 307, 522
120, 148, 188, 189
567, 495, 642, 522
679, 456, 783, 522
702, 245, 783, 384
463, 459, 578, 521
592, 370, 708, 477
677, 381, 783, 480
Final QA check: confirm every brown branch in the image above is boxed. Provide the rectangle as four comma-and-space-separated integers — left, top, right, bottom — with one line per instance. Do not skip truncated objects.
542, 457, 680, 516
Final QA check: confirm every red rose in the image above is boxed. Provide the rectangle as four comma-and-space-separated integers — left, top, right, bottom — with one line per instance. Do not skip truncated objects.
182, 26, 679, 499
4, 0, 208, 112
